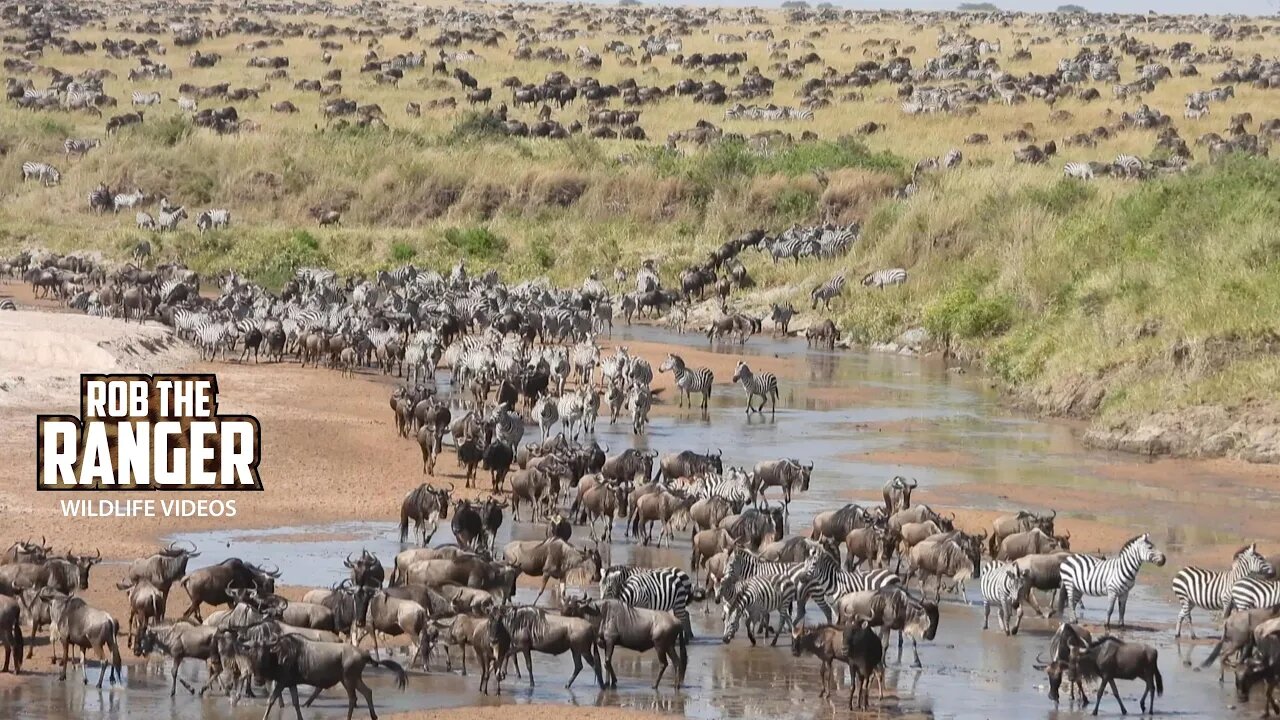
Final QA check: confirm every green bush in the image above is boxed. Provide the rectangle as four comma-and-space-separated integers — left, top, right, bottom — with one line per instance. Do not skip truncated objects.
444, 226, 507, 259
144, 115, 194, 147
774, 186, 818, 223
1025, 179, 1094, 215
529, 237, 556, 270
390, 240, 417, 262
923, 285, 1015, 340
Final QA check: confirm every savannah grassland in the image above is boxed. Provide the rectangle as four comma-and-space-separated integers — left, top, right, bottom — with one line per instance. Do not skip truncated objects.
2, 0, 1279, 451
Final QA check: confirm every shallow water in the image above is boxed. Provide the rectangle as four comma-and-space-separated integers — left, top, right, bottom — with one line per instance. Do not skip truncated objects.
3, 326, 1273, 719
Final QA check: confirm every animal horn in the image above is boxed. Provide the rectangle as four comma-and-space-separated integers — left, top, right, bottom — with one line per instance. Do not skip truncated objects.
1049, 509, 1057, 520
344, 552, 355, 567
445, 482, 455, 492
94, 548, 102, 560
909, 477, 918, 488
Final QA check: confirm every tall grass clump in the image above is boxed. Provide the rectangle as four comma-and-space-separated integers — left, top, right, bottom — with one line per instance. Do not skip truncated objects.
444, 226, 507, 260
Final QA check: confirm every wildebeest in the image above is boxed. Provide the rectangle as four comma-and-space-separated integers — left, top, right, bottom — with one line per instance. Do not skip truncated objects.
907, 532, 983, 601
399, 555, 519, 604
630, 490, 697, 546
1069, 636, 1163, 715
136, 621, 219, 695
561, 596, 687, 689
882, 476, 916, 514
811, 504, 875, 543
990, 510, 1056, 556
126, 541, 201, 615
116, 577, 165, 648
835, 586, 939, 667
46, 591, 122, 687
178, 558, 281, 621
502, 538, 601, 602
657, 449, 723, 481
345, 550, 385, 589
720, 506, 785, 550
750, 458, 812, 509
1235, 634, 1280, 717
399, 483, 452, 545
1202, 605, 1280, 682
998, 528, 1070, 562
1035, 622, 1095, 706
241, 627, 407, 720
497, 604, 603, 688
0, 595, 21, 674
1, 537, 52, 565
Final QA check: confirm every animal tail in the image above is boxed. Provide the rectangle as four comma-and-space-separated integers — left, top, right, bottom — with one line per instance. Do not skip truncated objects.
110, 618, 123, 678
1201, 638, 1225, 668
1154, 665, 1163, 696
399, 507, 410, 543
9, 617, 21, 672
690, 529, 699, 574
375, 658, 408, 690
629, 508, 641, 538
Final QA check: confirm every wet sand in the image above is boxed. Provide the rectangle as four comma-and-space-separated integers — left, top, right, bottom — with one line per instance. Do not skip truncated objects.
3, 284, 1280, 718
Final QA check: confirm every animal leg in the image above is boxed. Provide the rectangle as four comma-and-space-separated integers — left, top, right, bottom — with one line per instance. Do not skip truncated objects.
303, 684, 324, 707
288, 684, 305, 720
1118, 593, 1129, 628
357, 679, 377, 720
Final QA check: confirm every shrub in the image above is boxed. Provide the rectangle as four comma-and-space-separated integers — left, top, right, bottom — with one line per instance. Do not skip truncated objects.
444, 226, 507, 259
390, 241, 416, 262
144, 115, 194, 147
923, 284, 1015, 341
529, 237, 556, 270
1025, 179, 1094, 215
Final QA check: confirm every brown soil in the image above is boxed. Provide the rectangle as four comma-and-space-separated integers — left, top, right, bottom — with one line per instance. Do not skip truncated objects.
389, 707, 671, 720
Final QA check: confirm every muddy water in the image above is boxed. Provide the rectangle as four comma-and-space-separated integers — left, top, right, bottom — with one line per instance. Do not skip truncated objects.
3, 326, 1274, 719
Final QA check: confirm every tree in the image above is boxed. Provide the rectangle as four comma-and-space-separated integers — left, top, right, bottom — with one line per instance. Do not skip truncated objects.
781, 0, 811, 8
618, 0, 641, 5
1056, 3, 1087, 11
957, 2, 1000, 10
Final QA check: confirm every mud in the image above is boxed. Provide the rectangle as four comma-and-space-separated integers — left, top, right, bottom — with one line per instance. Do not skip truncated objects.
2, 300, 1279, 718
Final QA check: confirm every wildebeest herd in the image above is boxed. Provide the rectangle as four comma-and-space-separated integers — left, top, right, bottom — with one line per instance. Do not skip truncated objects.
7, 0, 1280, 717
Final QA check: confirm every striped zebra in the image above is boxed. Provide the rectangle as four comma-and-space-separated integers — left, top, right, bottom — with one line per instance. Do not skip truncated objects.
556, 393, 585, 441
862, 268, 907, 289
114, 189, 147, 211
1226, 576, 1280, 616
136, 212, 155, 230
809, 272, 847, 310
21, 162, 61, 186
980, 561, 1032, 635
629, 385, 652, 435
600, 565, 694, 640
731, 360, 778, 415
87, 184, 114, 213
63, 138, 100, 159
1063, 162, 1095, 180
787, 107, 815, 121
1172, 544, 1272, 638
578, 385, 600, 435
685, 470, 753, 511
1059, 533, 1167, 628
658, 353, 713, 411
721, 574, 799, 645
801, 546, 900, 619
193, 320, 230, 361
491, 405, 525, 447
942, 148, 963, 168
722, 547, 813, 618
628, 356, 653, 392
195, 208, 231, 232
157, 207, 188, 231
131, 91, 161, 106
0, 299, 16, 311
175, 96, 198, 112
1113, 154, 1145, 178
635, 266, 660, 293
532, 396, 559, 442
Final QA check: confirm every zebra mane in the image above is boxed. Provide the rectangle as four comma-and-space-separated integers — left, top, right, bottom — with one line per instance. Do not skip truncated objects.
1119, 534, 1149, 552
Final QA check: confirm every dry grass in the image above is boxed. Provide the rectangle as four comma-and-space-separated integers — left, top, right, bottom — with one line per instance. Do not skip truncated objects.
2, 1, 1279, 428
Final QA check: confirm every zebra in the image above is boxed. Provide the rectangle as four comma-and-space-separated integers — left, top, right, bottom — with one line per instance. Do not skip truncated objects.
114, 189, 147, 211
196, 209, 231, 232
136, 212, 155, 230
21, 162, 61, 186
87, 184, 114, 213
193, 320, 230, 361
721, 574, 799, 645
1063, 162, 1095, 180
731, 360, 778, 415
131, 91, 161, 106
491, 404, 525, 447
862, 268, 907, 289
556, 393, 585, 441
1058, 533, 1167, 628
1227, 577, 1280, 616
175, 96, 198, 112
800, 545, 900, 619
628, 357, 653, 392
658, 353, 713, 411
1112, 154, 1145, 178
532, 396, 559, 442
0, 299, 16, 311
722, 547, 813, 620
686, 470, 753, 511
942, 148, 963, 168
809, 272, 847, 310
1172, 544, 1273, 638
63, 138, 100, 159
980, 561, 1032, 635
629, 386, 651, 435
600, 566, 694, 640
157, 207, 188, 231
578, 385, 600, 435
